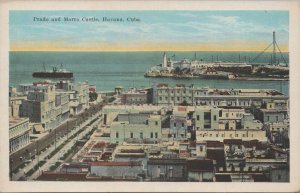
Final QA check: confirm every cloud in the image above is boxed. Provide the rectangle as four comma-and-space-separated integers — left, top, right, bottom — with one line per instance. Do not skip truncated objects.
208, 15, 240, 25
178, 13, 198, 18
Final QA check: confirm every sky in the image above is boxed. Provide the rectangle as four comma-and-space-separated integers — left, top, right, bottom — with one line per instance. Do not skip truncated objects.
9, 11, 289, 52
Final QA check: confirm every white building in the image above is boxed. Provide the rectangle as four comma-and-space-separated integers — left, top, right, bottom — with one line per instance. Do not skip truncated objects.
194, 106, 266, 142
110, 113, 162, 144
20, 82, 69, 132
9, 117, 30, 153
153, 83, 288, 107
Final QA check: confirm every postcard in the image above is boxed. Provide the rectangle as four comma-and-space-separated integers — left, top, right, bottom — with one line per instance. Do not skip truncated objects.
0, 0, 300, 192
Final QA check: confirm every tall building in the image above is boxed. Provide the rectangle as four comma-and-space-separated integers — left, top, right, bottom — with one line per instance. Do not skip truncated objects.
20, 81, 69, 132
55, 80, 89, 115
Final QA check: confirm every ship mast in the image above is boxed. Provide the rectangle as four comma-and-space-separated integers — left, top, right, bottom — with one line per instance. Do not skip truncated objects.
250, 31, 288, 66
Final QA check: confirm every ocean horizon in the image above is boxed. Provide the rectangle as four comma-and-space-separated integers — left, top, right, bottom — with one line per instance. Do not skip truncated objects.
9, 51, 289, 95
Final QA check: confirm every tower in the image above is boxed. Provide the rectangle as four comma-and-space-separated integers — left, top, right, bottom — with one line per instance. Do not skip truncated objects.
163, 52, 167, 68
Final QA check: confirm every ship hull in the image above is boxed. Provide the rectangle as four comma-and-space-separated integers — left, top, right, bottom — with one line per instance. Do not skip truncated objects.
32, 72, 73, 78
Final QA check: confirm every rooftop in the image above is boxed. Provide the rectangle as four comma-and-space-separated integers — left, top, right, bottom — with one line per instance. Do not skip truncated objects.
9, 117, 29, 127
90, 161, 142, 167
187, 159, 214, 172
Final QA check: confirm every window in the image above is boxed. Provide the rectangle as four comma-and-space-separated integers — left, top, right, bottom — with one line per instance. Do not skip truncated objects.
155, 121, 158, 126
226, 113, 229, 118
276, 116, 278, 121
216, 134, 219, 137
130, 132, 133, 138
204, 112, 211, 120
242, 134, 246, 137
204, 125, 211, 129
177, 97, 180, 101
182, 123, 184, 127
116, 132, 119, 138
213, 115, 217, 121
140, 132, 143, 139
235, 134, 238, 137
197, 115, 200, 121
155, 132, 158, 138
200, 146, 203, 152
159, 97, 162, 100
174, 123, 177, 127
151, 132, 153, 138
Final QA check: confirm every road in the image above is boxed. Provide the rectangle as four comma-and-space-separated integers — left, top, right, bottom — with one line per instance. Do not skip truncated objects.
29, 115, 102, 180
11, 111, 102, 181
9, 102, 104, 175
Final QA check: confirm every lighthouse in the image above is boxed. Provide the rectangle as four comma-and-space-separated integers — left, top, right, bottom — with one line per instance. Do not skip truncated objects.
162, 52, 167, 68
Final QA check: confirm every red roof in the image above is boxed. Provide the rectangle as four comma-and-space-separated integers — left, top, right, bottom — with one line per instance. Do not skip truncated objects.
89, 88, 96, 92
206, 141, 224, 148
33, 81, 50, 86
177, 106, 187, 111
157, 83, 168, 87
176, 84, 185, 87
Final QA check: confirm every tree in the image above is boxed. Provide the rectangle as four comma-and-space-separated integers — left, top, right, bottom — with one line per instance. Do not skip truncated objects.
89, 92, 98, 102
180, 100, 189, 106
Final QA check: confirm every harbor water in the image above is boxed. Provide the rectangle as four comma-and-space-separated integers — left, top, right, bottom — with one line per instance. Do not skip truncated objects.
9, 51, 289, 95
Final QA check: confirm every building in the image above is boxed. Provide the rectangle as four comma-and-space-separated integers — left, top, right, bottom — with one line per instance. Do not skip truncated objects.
265, 121, 289, 147
253, 101, 289, 123
153, 83, 288, 107
187, 159, 215, 182
9, 95, 27, 117
169, 106, 193, 140
20, 81, 69, 131
121, 88, 148, 105
112, 145, 148, 167
194, 106, 266, 142
75, 81, 89, 110
9, 117, 30, 153
89, 161, 144, 179
147, 158, 187, 181
102, 105, 165, 126
55, 80, 90, 115
110, 113, 162, 144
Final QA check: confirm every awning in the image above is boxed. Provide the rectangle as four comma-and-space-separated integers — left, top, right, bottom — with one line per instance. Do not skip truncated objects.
34, 124, 45, 133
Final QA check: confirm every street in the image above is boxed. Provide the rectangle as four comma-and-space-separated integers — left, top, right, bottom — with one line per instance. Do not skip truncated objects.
9, 102, 104, 176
